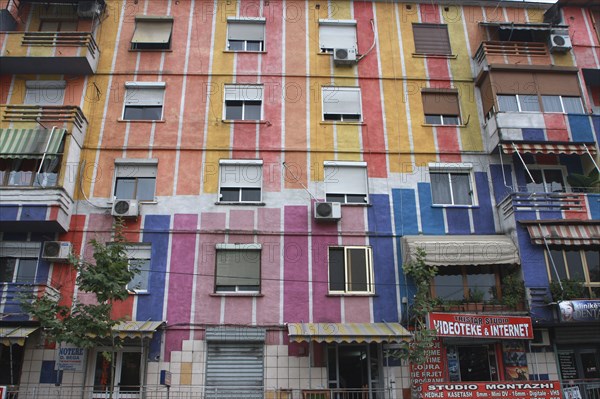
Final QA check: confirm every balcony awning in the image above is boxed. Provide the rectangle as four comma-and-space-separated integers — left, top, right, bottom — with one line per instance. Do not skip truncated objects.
0, 326, 38, 346
500, 142, 597, 155
524, 223, 600, 246
402, 235, 520, 266
113, 321, 165, 339
131, 17, 173, 45
287, 323, 411, 343
479, 22, 563, 31
0, 128, 66, 158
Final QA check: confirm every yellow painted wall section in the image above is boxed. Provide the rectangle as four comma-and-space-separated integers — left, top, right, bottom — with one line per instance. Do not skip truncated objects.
203, 2, 237, 194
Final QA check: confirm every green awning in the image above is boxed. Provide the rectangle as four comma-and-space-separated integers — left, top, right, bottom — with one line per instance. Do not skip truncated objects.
0, 128, 66, 158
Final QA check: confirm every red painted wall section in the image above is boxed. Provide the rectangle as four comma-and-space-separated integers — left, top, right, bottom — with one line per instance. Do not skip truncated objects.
355, 1, 387, 178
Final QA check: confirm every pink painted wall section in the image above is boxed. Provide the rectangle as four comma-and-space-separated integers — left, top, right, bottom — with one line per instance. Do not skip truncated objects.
564, 7, 600, 69
311, 219, 340, 322
194, 212, 226, 336
355, 2, 387, 178
437, 126, 462, 163
256, 208, 282, 325
544, 114, 570, 142
164, 214, 197, 361
283, 206, 309, 323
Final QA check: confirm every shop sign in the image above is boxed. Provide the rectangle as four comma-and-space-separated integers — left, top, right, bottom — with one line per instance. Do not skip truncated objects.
429, 313, 533, 339
563, 387, 582, 399
558, 300, 600, 322
411, 338, 447, 386
421, 381, 562, 399
0, 386, 6, 399
56, 345, 86, 371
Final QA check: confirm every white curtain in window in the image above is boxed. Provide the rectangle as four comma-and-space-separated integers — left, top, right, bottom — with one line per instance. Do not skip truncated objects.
518, 95, 540, 112
227, 20, 265, 41
542, 95, 563, 112
219, 161, 263, 188
124, 83, 165, 106
430, 172, 451, 204
324, 162, 367, 195
322, 87, 361, 115
562, 97, 584, 114
224, 85, 263, 102
497, 95, 518, 112
25, 81, 66, 106
319, 21, 357, 50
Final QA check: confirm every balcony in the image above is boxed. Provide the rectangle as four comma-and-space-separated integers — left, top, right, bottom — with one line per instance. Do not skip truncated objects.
484, 112, 598, 154
498, 191, 599, 222
0, 105, 88, 232
0, 282, 59, 321
0, 31, 99, 75
474, 41, 551, 76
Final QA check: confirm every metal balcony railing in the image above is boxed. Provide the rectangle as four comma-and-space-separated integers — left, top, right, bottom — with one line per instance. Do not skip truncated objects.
2, 105, 88, 130
502, 192, 588, 213
21, 31, 99, 59
474, 41, 548, 65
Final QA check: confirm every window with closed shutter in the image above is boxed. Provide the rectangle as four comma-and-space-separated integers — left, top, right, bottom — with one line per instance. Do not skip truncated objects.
422, 90, 461, 125
130, 16, 173, 50
218, 160, 263, 202
123, 82, 165, 121
227, 18, 265, 51
412, 23, 452, 55
215, 244, 261, 292
322, 87, 362, 122
24, 81, 66, 106
114, 158, 158, 201
324, 161, 368, 204
319, 19, 357, 52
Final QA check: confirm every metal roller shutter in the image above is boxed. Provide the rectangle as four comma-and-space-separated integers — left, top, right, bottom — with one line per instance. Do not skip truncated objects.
205, 343, 264, 398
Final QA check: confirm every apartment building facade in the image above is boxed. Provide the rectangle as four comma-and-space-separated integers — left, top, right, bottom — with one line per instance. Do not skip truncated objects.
0, 0, 598, 398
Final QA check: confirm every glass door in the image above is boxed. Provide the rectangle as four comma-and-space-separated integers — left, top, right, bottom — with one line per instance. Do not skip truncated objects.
92, 350, 142, 399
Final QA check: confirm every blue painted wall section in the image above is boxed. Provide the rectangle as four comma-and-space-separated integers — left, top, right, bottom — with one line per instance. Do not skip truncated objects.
417, 183, 445, 235
489, 164, 513, 203
568, 115, 595, 142
20, 206, 47, 221
473, 172, 496, 234
522, 128, 545, 141
0, 206, 19, 221
392, 188, 418, 236
368, 194, 398, 322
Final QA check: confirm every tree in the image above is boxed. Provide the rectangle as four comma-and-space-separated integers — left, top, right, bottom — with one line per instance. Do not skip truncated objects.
22, 219, 138, 394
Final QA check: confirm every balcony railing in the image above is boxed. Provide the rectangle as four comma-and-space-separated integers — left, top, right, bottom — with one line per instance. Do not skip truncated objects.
0, 282, 59, 320
500, 192, 587, 214
475, 41, 548, 64
21, 31, 99, 58
2, 105, 88, 131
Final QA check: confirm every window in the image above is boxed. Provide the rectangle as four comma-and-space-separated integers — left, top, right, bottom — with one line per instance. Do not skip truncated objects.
322, 86, 362, 121
0, 344, 24, 385
215, 244, 261, 293
412, 23, 451, 55
319, 19, 357, 53
122, 82, 165, 121
422, 90, 461, 125
227, 17, 265, 51
113, 159, 157, 201
547, 249, 599, 297
223, 84, 263, 121
541, 96, 585, 113
324, 161, 368, 204
130, 16, 173, 50
497, 94, 540, 112
24, 80, 66, 106
432, 265, 503, 302
218, 159, 263, 203
525, 168, 565, 193
429, 163, 475, 206
0, 242, 40, 284
124, 244, 151, 293
328, 246, 373, 294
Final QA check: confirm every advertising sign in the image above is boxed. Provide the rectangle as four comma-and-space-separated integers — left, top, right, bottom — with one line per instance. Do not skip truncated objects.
429, 313, 533, 339
558, 300, 600, 322
411, 338, 447, 387
0, 386, 6, 399
56, 345, 86, 371
421, 381, 562, 399
563, 387, 582, 399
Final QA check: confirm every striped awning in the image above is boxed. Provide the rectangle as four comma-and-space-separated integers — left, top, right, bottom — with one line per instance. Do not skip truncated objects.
0, 128, 66, 158
287, 323, 411, 343
525, 224, 600, 246
479, 22, 558, 31
113, 321, 165, 339
0, 327, 38, 346
500, 142, 597, 155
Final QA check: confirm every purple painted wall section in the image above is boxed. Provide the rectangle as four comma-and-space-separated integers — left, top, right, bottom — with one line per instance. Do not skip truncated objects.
164, 214, 197, 361
311, 217, 340, 322
284, 206, 309, 323
257, 208, 282, 325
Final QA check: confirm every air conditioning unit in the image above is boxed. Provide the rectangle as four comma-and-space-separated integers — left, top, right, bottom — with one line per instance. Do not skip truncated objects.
314, 202, 341, 221
112, 199, 139, 218
77, 1, 103, 18
42, 241, 72, 262
530, 329, 550, 346
333, 48, 357, 66
548, 33, 572, 53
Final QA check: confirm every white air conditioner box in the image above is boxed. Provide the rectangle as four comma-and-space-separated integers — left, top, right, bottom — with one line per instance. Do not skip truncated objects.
314, 202, 342, 221
333, 48, 357, 66
112, 199, 139, 218
549, 33, 572, 53
42, 241, 72, 262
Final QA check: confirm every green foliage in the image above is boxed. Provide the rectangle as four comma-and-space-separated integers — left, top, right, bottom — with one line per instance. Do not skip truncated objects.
21, 219, 136, 349
567, 169, 600, 193
400, 247, 439, 365
550, 279, 588, 301
501, 272, 526, 309
467, 288, 485, 303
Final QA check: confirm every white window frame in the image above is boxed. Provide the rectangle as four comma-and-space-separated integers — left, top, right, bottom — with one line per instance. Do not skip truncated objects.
214, 243, 262, 293
113, 158, 158, 202
124, 244, 151, 294
0, 242, 40, 284
122, 82, 166, 121
322, 86, 362, 122
318, 19, 357, 53
428, 162, 477, 206
424, 114, 461, 126
24, 80, 66, 106
524, 165, 569, 193
226, 17, 266, 52
497, 94, 541, 113
328, 246, 374, 294
223, 84, 264, 121
541, 95, 585, 114
218, 159, 263, 203
323, 161, 368, 204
